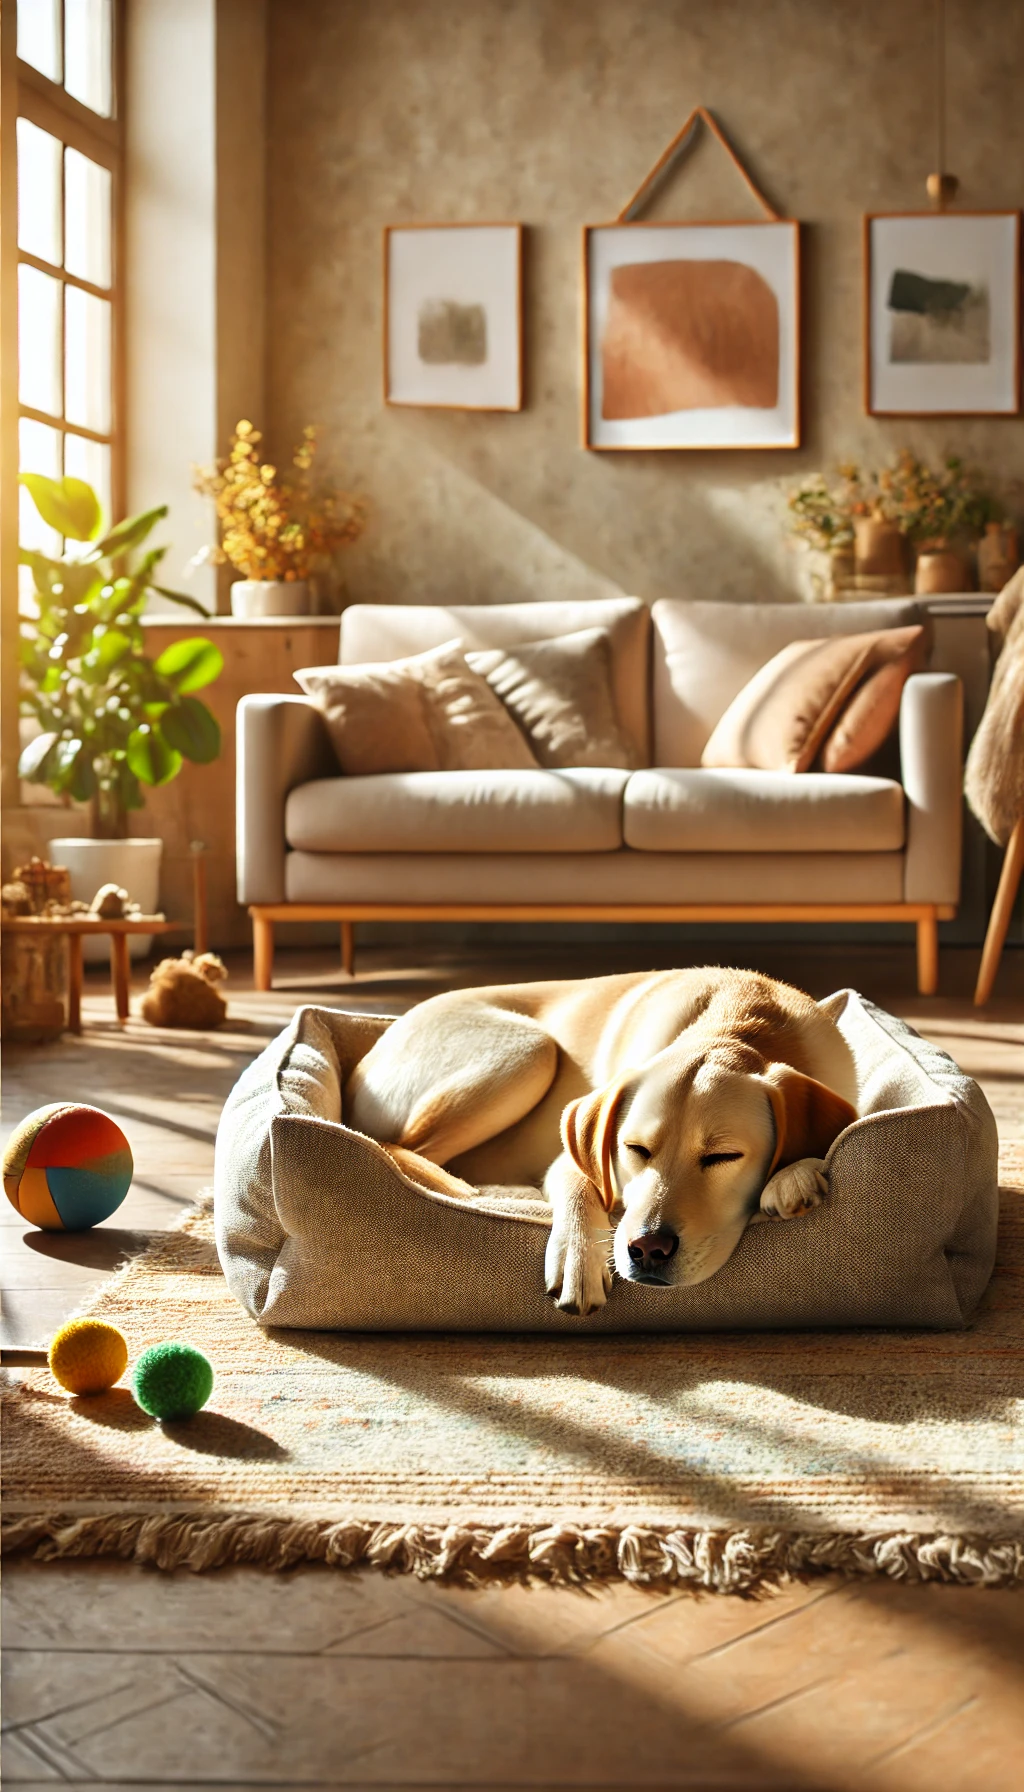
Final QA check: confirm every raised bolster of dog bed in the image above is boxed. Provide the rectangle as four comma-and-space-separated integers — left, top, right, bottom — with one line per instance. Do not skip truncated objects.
213, 992, 999, 1333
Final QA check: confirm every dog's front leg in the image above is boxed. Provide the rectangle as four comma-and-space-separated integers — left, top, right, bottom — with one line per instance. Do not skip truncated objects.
760, 1157, 828, 1219
543, 1154, 613, 1315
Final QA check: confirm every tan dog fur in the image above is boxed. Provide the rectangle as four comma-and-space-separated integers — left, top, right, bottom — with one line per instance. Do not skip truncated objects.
346, 968, 858, 1314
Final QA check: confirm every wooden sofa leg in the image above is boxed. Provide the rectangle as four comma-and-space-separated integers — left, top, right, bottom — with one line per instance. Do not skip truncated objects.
916, 910, 939, 996
341, 921, 355, 977
253, 913, 274, 992
974, 818, 1024, 1007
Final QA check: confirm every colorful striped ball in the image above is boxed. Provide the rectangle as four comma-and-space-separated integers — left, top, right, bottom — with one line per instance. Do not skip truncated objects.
3, 1103, 133, 1231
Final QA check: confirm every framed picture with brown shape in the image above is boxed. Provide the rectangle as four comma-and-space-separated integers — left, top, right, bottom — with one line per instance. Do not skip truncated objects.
865, 212, 1021, 416
583, 220, 801, 451
384, 224, 523, 411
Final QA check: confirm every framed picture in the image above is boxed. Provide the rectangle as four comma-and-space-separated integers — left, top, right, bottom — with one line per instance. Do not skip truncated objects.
384, 223, 523, 411
865, 212, 1021, 416
582, 220, 801, 451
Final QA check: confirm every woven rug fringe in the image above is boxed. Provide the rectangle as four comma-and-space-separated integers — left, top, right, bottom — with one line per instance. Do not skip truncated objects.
3, 1513, 1021, 1590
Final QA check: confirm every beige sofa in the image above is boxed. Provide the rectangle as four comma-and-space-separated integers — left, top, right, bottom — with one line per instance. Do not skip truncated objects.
237, 597, 963, 993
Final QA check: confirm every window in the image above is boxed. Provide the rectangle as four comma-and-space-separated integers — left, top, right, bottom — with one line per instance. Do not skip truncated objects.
15, 0, 121, 566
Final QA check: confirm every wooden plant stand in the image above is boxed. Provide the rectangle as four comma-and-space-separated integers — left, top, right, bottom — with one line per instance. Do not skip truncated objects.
2, 916, 180, 1032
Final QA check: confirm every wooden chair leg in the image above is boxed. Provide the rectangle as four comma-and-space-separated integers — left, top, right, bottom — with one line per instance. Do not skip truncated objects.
253, 912, 274, 991
974, 818, 1024, 1007
110, 932, 131, 1022
341, 920, 355, 977
916, 910, 939, 996
67, 933, 83, 1034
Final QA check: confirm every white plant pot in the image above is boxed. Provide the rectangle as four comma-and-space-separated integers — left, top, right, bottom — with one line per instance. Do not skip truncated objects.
230, 579, 310, 618
49, 837, 163, 964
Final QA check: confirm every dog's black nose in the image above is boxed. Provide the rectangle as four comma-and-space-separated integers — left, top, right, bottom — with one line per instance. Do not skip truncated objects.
627, 1227, 679, 1271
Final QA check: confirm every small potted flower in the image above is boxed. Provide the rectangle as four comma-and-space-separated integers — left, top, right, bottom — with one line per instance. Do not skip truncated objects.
193, 420, 367, 616
785, 465, 866, 599
879, 451, 998, 594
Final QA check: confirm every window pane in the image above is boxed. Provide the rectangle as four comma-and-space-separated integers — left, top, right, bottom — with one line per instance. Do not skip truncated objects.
17, 0, 62, 82
65, 0, 113, 118
64, 432, 111, 534
19, 416, 63, 550
65, 286, 111, 432
64, 149, 111, 287
19, 264, 63, 416
18, 120, 63, 266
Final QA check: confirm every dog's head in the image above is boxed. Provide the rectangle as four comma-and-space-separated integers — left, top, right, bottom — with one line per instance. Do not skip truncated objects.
560, 1042, 856, 1287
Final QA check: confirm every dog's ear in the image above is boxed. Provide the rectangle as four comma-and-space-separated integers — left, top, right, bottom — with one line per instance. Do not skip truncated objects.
560, 1078, 629, 1212
762, 1066, 857, 1173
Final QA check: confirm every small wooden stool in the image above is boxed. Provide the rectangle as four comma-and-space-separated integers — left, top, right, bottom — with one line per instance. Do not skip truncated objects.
2, 916, 180, 1031
974, 819, 1024, 1006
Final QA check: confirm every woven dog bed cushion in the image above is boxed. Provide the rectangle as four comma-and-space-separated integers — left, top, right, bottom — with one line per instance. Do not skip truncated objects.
214, 992, 998, 1333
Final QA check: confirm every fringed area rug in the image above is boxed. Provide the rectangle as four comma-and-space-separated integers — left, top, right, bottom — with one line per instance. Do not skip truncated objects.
4, 1149, 1023, 1594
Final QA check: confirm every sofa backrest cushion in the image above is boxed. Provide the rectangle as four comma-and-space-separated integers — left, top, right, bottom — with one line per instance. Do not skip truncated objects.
651, 598, 926, 766
340, 598, 651, 765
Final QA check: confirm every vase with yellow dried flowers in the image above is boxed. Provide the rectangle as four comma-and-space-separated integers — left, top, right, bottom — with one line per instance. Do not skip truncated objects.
193, 420, 366, 615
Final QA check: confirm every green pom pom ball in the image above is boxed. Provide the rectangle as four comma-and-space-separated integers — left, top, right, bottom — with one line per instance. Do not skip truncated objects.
132, 1342, 213, 1420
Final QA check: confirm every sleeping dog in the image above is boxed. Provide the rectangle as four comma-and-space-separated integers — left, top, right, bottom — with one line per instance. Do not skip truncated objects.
346, 968, 858, 1315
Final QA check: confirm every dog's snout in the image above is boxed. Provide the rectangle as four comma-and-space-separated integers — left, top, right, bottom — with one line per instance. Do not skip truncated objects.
626, 1227, 679, 1271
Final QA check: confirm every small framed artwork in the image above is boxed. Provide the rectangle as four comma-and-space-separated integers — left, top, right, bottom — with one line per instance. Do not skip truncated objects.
384, 223, 523, 411
865, 212, 1021, 416
583, 220, 801, 451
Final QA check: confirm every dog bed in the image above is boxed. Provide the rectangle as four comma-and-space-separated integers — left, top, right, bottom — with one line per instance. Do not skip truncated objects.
214, 991, 998, 1332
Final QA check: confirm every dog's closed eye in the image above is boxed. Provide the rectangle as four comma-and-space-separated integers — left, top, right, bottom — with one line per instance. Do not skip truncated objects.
700, 1150, 743, 1168
624, 1143, 651, 1161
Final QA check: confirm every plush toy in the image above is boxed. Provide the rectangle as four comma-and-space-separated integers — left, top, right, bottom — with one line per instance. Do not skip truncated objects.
140, 951, 228, 1029
48, 1318, 129, 1395
3, 1103, 132, 1230
132, 1342, 214, 1419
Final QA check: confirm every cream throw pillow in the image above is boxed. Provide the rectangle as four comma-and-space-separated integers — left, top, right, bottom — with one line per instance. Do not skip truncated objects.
295, 641, 539, 776
467, 628, 637, 770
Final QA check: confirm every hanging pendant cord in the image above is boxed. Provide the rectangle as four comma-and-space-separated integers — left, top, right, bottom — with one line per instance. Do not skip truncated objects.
936, 0, 947, 172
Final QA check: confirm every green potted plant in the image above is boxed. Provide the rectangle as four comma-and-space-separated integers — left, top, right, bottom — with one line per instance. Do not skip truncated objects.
18, 474, 223, 953
192, 419, 367, 616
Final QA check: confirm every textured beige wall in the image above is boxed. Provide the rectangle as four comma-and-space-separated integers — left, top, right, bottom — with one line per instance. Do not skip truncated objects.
265, 0, 1024, 611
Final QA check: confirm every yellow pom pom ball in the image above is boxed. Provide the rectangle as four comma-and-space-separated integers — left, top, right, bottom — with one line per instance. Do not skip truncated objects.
48, 1319, 128, 1395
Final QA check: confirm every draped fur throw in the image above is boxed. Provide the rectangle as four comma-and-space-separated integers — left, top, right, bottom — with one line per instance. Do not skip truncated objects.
965, 568, 1024, 846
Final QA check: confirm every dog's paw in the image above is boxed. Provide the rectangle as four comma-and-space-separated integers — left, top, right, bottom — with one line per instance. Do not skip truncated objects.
544, 1227, 612, 1316
760, 1157, 828, 1220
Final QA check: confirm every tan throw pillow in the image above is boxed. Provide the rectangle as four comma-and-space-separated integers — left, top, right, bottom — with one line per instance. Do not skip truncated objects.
466, 628, 637, 770
819, 625, 929, 772
295, 641, 539, 776
702, 631, 892, 773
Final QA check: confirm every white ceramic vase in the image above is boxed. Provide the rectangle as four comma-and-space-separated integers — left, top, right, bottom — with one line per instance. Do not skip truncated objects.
48, 837, 163, 964
230, 579, 310, 618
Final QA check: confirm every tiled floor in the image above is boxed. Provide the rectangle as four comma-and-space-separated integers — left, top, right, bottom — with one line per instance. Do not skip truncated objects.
3, 938, 1023, 1790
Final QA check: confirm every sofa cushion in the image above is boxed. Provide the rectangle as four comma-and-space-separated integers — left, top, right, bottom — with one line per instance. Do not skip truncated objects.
651, 599, 925, 766
284, 849, 906, 905
340, 598, 652, 765
284, 767, 630, 854
623, 768, 906, 853
467, 628, 637, 770
294, 641, 538, 775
